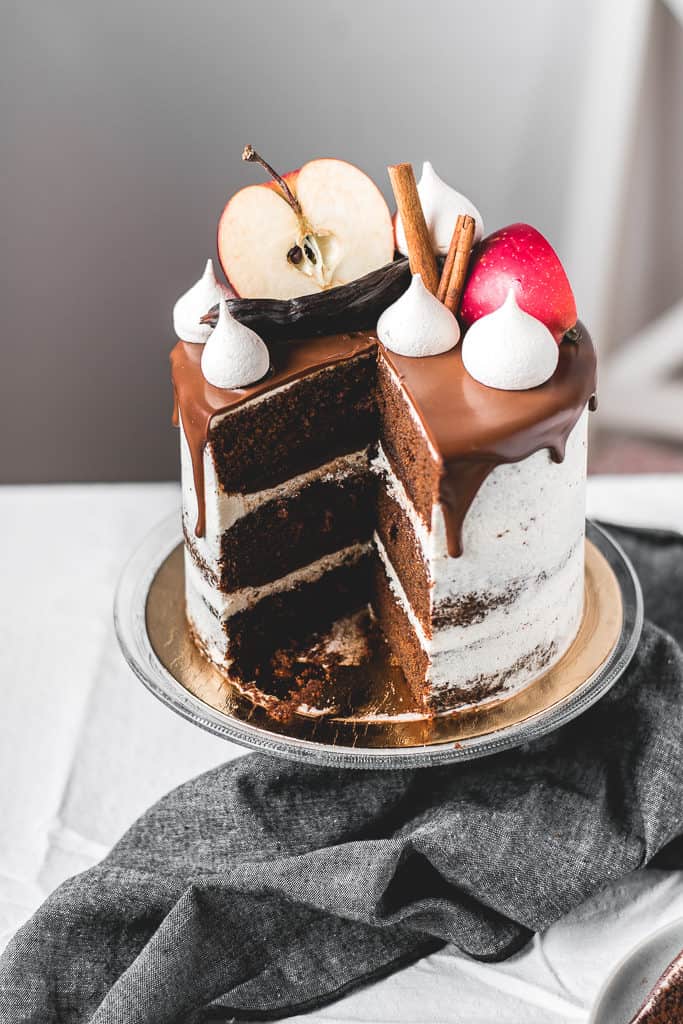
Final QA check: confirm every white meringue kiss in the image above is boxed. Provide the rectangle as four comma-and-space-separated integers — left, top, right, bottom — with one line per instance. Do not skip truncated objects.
377, 273, 460, 358
461, 290, 559, 391
395, 161, 484, 256
201, 295, 270, 389
173, 258, 231, 344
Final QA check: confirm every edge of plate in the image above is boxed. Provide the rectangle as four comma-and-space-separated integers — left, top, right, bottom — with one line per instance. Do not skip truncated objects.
114, 516, 643, 769
589, 915, 683, 1024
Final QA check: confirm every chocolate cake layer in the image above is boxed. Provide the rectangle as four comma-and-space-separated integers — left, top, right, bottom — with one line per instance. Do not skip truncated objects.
371, 555, 430, 705
375, 355, 438, 530
374, 474, 431, 629
224, 553, 372, 684
175, 321, 595, 710
172, 324, 595, 551
210, 354, 377, 496
380, 326, 596, 556
219, 468, 375, 592
171, 334, 377, 535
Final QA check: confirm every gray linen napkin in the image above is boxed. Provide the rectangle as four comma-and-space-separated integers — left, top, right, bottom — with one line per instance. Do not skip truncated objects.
1, 524, 682, 1023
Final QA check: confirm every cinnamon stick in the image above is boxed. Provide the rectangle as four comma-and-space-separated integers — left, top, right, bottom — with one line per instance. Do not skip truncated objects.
440, 214, 476, 315
436, 214, 464, 303
388, 163, 439, 294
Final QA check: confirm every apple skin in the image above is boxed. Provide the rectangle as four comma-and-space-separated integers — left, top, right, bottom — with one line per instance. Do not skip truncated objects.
217, 168, 301, 297
460, 223, 577, 342
217, 158, 394, 299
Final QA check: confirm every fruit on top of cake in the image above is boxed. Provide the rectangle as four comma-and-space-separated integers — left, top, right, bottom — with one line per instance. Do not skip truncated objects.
201, 295, 270, 389
217, 147, 394, 300
173, 258, 232, 344
394, 161, 484, 257
377, 273, 460, 357
460, 223, 577, 342
461, 289, 559, 390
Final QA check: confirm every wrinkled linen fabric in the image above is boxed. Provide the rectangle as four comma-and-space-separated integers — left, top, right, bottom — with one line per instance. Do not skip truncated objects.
1, 524, 682, 1023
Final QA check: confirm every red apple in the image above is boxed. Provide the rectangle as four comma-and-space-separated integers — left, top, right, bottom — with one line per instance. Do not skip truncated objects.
460, 223, 577, 342
218, 150, 394, 299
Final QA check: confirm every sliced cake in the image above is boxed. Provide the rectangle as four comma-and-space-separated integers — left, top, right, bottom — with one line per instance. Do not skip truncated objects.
170, 151, 596, 715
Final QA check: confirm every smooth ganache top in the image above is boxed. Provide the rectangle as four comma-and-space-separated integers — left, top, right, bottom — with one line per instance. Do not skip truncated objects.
171, 325, 596, 554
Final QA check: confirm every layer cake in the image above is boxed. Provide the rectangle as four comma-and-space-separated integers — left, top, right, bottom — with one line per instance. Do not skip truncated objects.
171, 151, 596, 716
172, 323, 595, 712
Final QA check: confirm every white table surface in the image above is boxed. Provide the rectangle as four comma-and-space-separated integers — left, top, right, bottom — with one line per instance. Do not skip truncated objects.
2, 476, 683, 1022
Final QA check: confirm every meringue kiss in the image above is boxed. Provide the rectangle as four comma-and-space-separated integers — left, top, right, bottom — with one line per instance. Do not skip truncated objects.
395, 161, 484, 256
173, 259, 231, 344
461, 290, 559, 391
460, 223, 577, 342
201, 295, 270, 389
377, 273, 460, 358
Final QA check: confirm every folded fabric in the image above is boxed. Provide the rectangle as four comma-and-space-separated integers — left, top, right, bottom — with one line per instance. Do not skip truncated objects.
1, 524, 682, 1024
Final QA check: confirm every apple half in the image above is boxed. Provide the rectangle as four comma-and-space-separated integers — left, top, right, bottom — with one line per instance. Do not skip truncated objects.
218, 158, 394, 300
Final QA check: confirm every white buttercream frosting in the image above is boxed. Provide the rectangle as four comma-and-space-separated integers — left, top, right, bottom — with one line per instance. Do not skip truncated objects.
377, 274, 460, 357
395, 161, 484, 256
173, 259, 231, 344
461, 290, 559, 390
201, 295, 270, 389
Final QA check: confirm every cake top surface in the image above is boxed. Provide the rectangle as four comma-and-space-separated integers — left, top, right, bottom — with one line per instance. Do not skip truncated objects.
170, 148, 597, 554
384, 324, 594, 464
171, 327, 594, 462
171, 332, 376, 427
171, 325, 595, 552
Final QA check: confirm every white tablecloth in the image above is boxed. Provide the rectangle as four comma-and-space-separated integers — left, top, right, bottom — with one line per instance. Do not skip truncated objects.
2, 477, 683, 1022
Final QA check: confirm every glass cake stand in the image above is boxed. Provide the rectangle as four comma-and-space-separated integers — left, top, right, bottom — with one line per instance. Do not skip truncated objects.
114, 516, 642, 769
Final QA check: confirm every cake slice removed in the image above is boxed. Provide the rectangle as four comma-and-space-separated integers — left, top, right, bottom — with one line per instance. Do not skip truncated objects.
172, 322, 595, 714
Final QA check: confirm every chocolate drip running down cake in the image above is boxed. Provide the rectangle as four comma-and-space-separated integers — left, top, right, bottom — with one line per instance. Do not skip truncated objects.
170, 151, 596, 715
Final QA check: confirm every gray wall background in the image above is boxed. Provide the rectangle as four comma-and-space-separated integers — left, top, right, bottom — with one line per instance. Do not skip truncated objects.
2, 0, 679, 482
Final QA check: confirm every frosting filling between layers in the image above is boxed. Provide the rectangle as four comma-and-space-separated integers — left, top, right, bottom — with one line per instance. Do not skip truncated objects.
173, 325, 595, 704
370, 410, 588, 696
372, 409, 588, 619
374, 530, 583, 691
171, 325, 596, 553
172, 334, 378, 536
185, 540, 372, 621
180, 423, 373, 572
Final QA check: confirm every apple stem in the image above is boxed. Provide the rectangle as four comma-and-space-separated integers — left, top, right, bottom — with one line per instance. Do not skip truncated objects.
242, 145, 302, 217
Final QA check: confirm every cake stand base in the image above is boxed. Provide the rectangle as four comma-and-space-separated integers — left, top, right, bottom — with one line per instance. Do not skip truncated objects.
115, 519, 642, 768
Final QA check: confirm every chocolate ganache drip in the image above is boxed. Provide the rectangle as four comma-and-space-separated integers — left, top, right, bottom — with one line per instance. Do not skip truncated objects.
381, 322, 596, 555
170, 333, 376, 537
171, 324, 596, 554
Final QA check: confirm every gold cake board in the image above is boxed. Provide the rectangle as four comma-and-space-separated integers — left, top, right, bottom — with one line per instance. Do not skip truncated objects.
145, 538, 624, 753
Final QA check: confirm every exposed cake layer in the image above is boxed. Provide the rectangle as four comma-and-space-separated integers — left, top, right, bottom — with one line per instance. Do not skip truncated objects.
186, 544, 372, 680
172, 326, 595, 550
373, 409, 588, 618
371, 410, 589, 704
373, 453, 431, 627
375, 530, 583, 708
173, 327, 596, 713
377, 330, 595, 557
171, 336, 378, 537
375, 355, 439, 531
208, 353, 377, 495
186, 540, 370, 621
219, 466, 374, 592
181, 426, 374, 585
